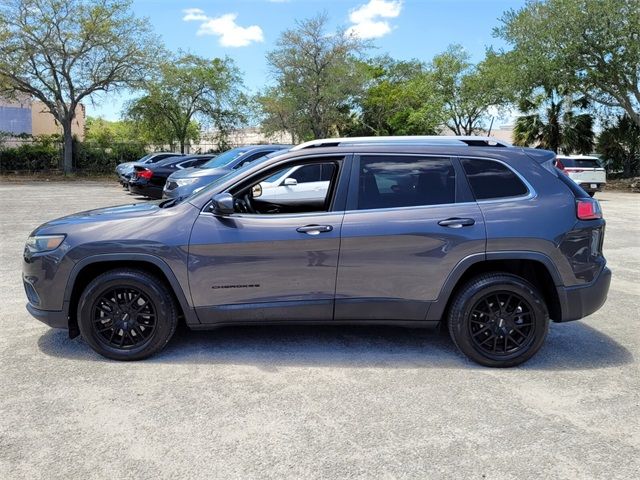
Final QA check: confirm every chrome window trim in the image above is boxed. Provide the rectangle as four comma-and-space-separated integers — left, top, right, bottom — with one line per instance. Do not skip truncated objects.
459, 155, 537, 203
198, 153, 349, 216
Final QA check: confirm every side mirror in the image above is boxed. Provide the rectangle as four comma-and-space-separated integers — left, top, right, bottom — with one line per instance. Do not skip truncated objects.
283, 177, 298, 186
210, 193, 234, 216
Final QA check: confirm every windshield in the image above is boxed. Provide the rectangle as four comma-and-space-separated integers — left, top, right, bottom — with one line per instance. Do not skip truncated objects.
200, 148, 249, 169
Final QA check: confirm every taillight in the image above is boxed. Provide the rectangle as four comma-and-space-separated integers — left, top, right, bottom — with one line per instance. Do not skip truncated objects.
555, 158, 568, 175
576, 199, 602, 220
138, 168, 153, 180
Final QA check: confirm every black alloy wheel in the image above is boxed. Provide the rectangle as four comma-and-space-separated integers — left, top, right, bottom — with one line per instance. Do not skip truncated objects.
92, 287, 157, 350
78, 269, 178, 361
448, 273, 549, 367
467, 292, 535, 357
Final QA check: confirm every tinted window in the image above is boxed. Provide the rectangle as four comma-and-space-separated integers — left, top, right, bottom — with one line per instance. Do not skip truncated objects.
357, 156, 455, 210
290, 164, 321, 183
461, 158, 528, 200
557, 157, 601, 168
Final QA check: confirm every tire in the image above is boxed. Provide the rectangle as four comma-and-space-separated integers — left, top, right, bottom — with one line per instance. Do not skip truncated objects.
77, 269, 178, 361
448, 273, 549, 367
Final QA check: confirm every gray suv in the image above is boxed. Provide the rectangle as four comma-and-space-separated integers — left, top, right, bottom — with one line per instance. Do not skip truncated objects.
23, 137, 611, 367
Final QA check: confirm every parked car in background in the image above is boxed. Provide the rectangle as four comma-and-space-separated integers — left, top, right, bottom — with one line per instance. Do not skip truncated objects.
116, 152, 183, 188
555, 155, 606, 196
163, 145, 290, 199
129, 155, 215, 199
24, 136, 610, 367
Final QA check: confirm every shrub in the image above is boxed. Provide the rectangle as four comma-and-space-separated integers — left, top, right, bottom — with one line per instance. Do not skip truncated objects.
0, 143, 61, 172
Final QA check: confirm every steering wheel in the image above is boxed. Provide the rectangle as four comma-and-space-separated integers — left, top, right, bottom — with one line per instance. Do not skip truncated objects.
234, 193, 257, 214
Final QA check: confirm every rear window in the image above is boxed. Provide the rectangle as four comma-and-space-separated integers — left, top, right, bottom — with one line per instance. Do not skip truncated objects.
461, 158, 528, 200
557, 157, 601, 168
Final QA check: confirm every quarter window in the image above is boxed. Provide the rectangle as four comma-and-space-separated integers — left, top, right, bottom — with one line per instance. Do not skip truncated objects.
461, 158, 528, 200
357, 156, 456, 210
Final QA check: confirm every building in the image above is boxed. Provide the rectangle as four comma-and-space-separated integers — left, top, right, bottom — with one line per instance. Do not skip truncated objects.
0, 96, 85, 140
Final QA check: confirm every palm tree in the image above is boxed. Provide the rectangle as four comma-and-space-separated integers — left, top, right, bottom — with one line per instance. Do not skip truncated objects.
513, 89, 594, 154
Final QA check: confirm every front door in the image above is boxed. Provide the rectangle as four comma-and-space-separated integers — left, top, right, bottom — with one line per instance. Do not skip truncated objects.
335, 153, 486, 321
188, 156, 350, 324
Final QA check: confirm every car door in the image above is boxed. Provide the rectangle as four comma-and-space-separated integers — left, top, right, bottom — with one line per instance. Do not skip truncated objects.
335, 153, 486, 322
188, 155, 351, 324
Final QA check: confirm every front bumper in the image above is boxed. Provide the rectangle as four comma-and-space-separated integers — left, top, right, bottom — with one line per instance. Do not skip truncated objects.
26, 303, 68, 329
556, 266, 612, 322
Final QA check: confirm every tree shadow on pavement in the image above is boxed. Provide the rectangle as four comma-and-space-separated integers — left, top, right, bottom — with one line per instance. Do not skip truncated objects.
37, 321, 633, 371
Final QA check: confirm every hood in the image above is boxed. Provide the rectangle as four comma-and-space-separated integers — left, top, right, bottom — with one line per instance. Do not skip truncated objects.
32, 202, 165, 234
168, 166, 230, 181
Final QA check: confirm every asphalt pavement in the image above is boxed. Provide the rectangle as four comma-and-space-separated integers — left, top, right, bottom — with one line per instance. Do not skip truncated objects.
0, 181, 638, 479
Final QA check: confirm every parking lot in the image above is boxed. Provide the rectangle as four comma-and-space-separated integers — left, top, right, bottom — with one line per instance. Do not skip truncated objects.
0, 181, 638, 479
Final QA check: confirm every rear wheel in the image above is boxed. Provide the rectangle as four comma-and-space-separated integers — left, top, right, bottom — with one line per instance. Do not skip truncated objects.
77, 269, 178, 360
448, 273, 549, 367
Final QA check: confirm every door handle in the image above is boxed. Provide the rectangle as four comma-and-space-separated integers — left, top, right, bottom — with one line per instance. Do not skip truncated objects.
438, 217, 475, 228
296, 224, 333, 235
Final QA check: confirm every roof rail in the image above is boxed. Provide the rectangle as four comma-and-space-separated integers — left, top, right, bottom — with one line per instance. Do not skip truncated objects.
291, 135, 512, 151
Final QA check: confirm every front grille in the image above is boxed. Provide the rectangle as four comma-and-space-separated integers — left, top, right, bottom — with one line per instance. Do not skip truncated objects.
166, 181, 178, 190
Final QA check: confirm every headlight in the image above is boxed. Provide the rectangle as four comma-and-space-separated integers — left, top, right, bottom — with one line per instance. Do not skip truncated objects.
26, 234, 66, 253
175, 178, 199, 187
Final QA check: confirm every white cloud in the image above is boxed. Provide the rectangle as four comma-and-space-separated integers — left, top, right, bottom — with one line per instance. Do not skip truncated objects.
182, 9, 264, 47
346, 0, 402, 39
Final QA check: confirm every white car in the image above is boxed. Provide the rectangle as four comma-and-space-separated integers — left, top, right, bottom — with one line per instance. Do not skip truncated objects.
253, 163, 333, 208
555, 155, 606, 196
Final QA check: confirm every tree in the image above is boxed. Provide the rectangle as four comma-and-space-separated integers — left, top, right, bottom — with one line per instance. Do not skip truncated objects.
0, 0, 161, 173
597, 115, 640, 177
513, 88, 594, 154
127, 54, 246, 153
351, 56, 446, 136
255, 87, 304, 144
431, 45, 513, 135
262, 13, 368, 141
495, 0, 640, 127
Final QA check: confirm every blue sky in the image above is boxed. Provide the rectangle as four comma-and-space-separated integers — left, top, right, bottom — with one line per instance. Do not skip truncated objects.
93, 0, 527, 120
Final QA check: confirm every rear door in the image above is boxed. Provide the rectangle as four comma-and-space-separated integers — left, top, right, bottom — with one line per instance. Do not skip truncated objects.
335, 154, 486, 321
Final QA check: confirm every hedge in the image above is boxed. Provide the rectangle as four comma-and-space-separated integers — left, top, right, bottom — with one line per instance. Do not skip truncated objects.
0, 141, 147, 173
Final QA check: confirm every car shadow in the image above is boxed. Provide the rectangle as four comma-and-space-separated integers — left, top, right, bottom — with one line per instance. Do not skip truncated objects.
37, 321, 633, 371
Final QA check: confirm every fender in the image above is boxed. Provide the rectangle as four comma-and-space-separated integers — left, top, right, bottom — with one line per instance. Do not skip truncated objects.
63, 253, 200, 325
426, 251, 563, 321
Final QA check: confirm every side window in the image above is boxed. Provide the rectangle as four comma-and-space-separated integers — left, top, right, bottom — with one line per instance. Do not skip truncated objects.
357, 155, 455, 210
231, 160, 340, 215
460, 158, 528, 200
290, 164, 321, 183
178, 160, 195, 169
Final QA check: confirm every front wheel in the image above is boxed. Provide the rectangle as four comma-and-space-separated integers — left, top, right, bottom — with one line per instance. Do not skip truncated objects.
77, 269, 178, 360
448, 273, 549, 367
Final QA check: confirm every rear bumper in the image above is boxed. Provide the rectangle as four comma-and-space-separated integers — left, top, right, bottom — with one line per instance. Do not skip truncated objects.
26, 303, 68, 329
129, 182, 162, 199
578, 182, 605, 192
556, 266, 611, 322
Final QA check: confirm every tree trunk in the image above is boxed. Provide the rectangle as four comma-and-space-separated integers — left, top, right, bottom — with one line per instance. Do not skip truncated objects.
179, 138, 185, 154
62, 118, 73, 174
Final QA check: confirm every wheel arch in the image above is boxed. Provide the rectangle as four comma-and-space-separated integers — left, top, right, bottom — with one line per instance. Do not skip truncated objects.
64, 254, 198, 337
428, 252, 563, 323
